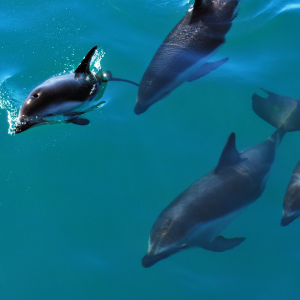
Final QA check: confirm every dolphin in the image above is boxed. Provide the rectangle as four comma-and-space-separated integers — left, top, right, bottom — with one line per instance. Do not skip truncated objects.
141, 89, 300, 268
134, 0, 239, 115
254, 90, 300, 226
281, 161, 300, 226
15, 46, 138, 134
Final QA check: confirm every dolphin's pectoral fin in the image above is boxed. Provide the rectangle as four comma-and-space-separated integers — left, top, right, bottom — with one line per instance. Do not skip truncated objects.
187, 58, 229, 82
68, 117, 90, 126
215, 133, 246, 173
202, 236, 245, 252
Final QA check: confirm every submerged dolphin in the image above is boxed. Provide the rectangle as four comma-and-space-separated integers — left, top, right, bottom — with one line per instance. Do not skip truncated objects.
254, 90, 300, 226
253, 89, 300, 226
281, 161, 300, 226
134, 0, 239, 115
15, 46, 138, 134
142, 89, 300, 268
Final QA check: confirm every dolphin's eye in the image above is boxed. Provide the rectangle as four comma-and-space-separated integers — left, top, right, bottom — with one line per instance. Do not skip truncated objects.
32, 93, 39, 98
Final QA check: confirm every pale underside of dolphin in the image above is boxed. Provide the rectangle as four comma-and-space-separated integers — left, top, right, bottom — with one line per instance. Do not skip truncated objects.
134, 0, 239, 115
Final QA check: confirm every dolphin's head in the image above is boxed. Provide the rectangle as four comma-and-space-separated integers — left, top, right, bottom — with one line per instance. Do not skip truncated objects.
142, 242, 186, 268
141, 217, 188, 268
15, 79, 70, 134
134, 64, 175, 115
134, 88, 171, 115
142, 251, 172, 268
281, 213, 299, 226
281, 206, 300, 226
135, 77, 174, 114
14, 117, 48, 134
15, 86, 53, 134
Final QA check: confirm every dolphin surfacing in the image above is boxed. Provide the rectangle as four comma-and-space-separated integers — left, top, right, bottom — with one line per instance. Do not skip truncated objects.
15, 46, 104, 133
135, 0, 239, 115
15, 47, 138, 134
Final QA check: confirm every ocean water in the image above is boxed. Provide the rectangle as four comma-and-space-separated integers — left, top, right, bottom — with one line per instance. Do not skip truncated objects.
0, 0, 300, 299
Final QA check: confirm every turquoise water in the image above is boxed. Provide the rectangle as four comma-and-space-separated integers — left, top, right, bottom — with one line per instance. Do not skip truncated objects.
1, 0, 300, 299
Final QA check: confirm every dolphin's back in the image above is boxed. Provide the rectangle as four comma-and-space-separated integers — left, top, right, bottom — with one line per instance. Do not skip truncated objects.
164, 0, 239, 54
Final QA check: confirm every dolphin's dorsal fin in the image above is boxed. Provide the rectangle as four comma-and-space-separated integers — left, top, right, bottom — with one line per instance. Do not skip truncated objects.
74, 46, 97, 75
215, 133, 245, 173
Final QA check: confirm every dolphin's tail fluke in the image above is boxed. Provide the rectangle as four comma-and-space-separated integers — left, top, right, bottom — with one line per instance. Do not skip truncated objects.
252, 88, 300, 133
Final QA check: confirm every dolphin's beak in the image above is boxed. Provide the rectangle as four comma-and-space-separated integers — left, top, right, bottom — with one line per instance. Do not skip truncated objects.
14, 118, 48, 134
141, 252, 171, 268
134, 101, 150, 115
281, 213, 299, 226
141, 254, 160, 268
14, 122, 35, 134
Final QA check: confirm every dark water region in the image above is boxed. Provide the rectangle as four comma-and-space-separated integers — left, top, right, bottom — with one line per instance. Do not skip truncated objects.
0, 0, 300, 299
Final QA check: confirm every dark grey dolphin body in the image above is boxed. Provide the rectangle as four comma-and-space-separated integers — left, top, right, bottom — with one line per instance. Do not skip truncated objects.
142, 89, 300, 268
281, 161, 300, 226
15, 47, 138, 134
134, 0, 239, 115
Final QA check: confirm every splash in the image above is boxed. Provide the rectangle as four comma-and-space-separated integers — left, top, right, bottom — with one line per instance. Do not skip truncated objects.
73, 48, 107, 115
0, 77, 23, 135
91, 48, 105, 75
